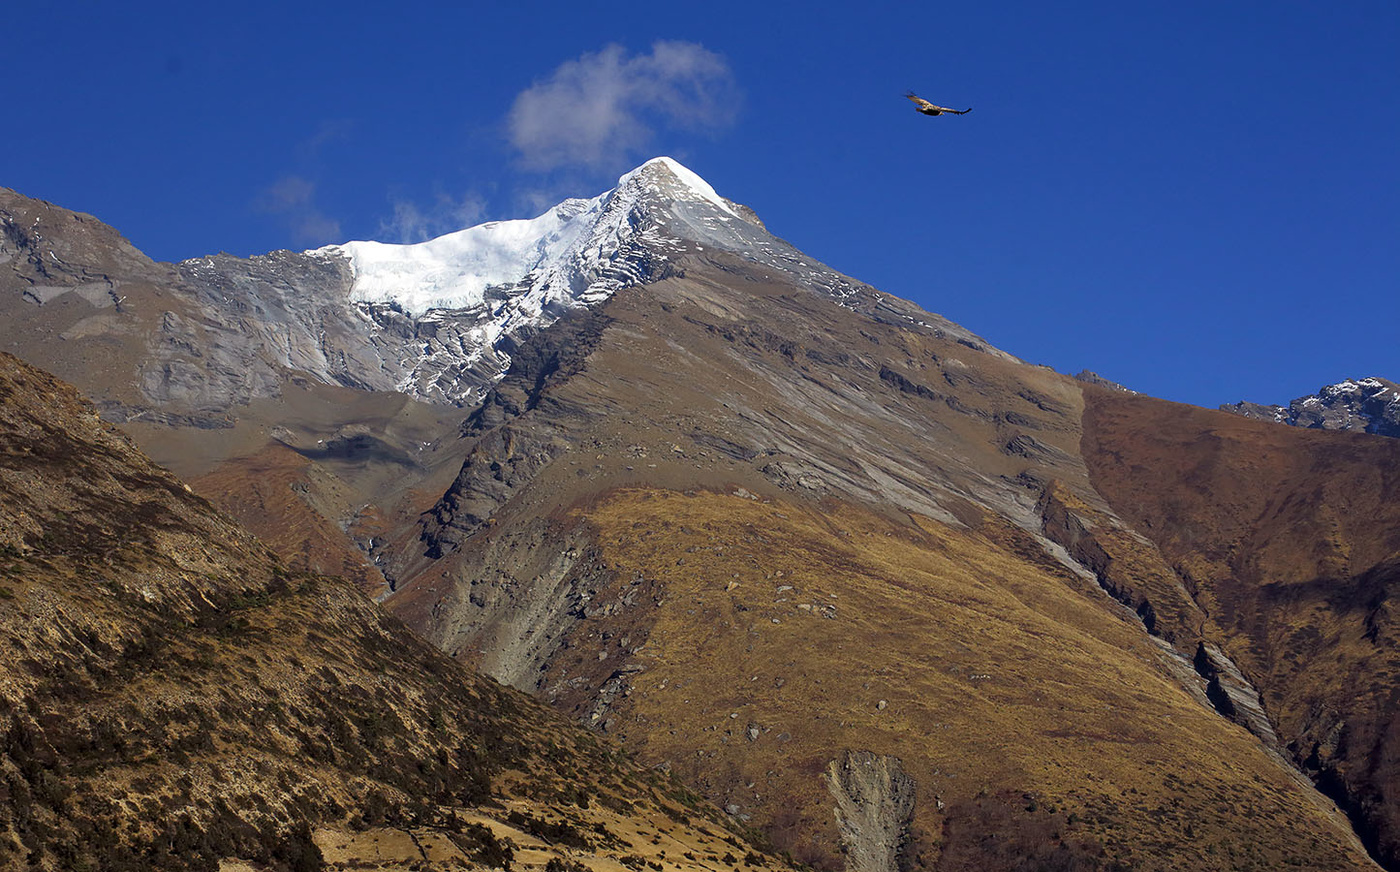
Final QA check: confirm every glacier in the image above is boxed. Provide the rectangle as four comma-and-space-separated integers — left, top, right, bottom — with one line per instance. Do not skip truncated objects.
315, 157, 735, 317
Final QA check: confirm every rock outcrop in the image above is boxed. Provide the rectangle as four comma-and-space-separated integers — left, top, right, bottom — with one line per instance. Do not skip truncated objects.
824, 752, 916, 872
1223, 376, 1400, 438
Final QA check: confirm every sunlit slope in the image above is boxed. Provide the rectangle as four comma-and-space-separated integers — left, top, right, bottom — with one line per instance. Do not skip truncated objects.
550, 489, 1366, 870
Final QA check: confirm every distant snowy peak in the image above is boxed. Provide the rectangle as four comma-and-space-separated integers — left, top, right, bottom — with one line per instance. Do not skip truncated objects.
1320, 377, 1400, 403
314, 157, 755, 317
1222, 376, 1400, 438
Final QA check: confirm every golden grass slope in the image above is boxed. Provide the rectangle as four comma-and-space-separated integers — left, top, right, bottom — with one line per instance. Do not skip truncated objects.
543, 487, 1373, 871
384, 264, 1381, 871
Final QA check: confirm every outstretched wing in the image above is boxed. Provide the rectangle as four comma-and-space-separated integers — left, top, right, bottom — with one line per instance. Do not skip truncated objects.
905, 91, 941, 113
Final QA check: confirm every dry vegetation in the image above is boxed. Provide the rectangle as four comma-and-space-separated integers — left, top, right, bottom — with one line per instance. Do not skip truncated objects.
1083, 387, 1400, 868
558, 487, 1372, 871
5, 187, 1395, 872
189, 442, 391, 593
0, 353, 787, 872
383, 268, 1381, 871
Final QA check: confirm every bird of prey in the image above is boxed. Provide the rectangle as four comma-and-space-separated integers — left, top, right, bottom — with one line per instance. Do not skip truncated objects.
905, 92, 971, 116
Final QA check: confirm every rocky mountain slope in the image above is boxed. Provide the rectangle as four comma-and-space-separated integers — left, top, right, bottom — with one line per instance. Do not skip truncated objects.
1223, 377, 1400, 438
3, 161, 1397, 870
0, 350, 786, 871
2, 159, 991, 417
379, 249, 1381, 871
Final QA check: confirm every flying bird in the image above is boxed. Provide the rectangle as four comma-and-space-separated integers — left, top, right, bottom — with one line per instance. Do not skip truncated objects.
905, 92, 971, 116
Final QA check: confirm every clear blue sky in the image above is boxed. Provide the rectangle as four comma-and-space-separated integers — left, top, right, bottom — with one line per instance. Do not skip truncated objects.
6, 1, 1397, 407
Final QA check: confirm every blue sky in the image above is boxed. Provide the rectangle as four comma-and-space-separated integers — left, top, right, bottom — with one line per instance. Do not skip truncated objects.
6, 1, 1396, 407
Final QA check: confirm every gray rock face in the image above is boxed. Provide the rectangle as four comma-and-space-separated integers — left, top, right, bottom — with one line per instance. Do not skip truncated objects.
1193, 641, 1281, 747
823, 751, 916, 872
1222, 377, 1400, 438
0, 190, 155, 291
167, 158, 1010, 411
1072, 370, 1134, 393
411, 518, 604, 692
173, 249, 519, 408
418, 309, 611, 558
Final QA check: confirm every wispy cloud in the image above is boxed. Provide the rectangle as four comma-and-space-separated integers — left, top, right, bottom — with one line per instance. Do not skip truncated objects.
377, 191, 487, 243
253, 176, 316, 214
298, 119, 355, 160
252, 176, 342, 247
508, 41, 739, 172
514, 186, 575, 217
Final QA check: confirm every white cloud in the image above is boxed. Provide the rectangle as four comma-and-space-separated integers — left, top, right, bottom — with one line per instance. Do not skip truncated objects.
252, 176, 342, 247
508, 41, 739, 171
290, 212, 342, 246
253, 176, 315, 213
377, 191, 487, 244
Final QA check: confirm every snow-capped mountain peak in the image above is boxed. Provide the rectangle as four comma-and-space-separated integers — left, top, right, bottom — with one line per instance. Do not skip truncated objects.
621, 156, 742, 219
167, 156, 1001, 409
314, 156, 748, 318
257, 156, 778, 404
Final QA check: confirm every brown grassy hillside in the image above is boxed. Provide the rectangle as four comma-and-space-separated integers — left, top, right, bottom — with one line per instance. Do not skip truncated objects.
1082, 386, 1400, 868
5, 184, 1393, 870
563, 488, 1370, 870
0, 351, 785, 872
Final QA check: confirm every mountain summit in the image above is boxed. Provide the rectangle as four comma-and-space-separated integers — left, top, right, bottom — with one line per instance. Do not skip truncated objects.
163, 157, 1001, 408
321, 157, 760, 316
1223, 376, 1400, 438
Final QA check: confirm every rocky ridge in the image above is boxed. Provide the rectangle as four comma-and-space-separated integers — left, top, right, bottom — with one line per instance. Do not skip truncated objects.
384, 260, 1381, 869
1223, 376, 1400, 438
3, 157, 1003, 420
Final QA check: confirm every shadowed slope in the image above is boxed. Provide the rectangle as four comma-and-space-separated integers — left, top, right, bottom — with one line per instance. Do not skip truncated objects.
1082, 387, 1400, 869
